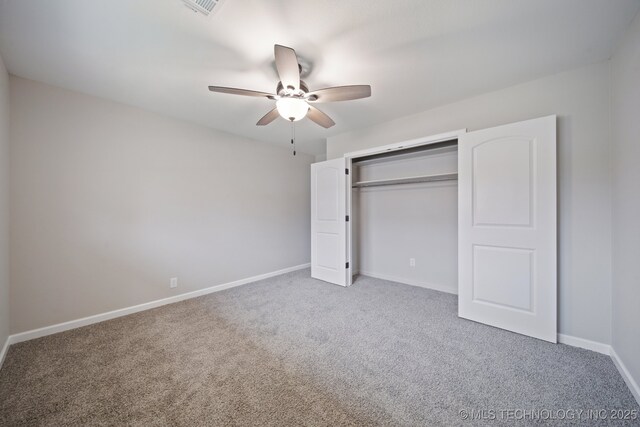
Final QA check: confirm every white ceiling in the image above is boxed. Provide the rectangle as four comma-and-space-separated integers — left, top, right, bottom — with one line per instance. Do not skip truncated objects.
1, 0, 638, 155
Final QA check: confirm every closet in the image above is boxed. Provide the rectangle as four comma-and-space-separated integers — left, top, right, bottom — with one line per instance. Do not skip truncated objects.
350, 140, 459, 295
311, 116, 557, 342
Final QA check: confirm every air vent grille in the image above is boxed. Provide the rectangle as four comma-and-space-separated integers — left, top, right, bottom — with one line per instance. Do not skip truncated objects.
182, 0, 219, 15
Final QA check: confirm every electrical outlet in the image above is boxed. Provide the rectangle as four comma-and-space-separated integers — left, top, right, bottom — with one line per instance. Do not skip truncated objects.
409, 258, 416, 267
170, 277, 178, 288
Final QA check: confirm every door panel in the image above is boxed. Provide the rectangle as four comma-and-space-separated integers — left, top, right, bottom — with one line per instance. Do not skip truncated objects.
316, 168, 339, 220
459, 116, 556, 342
311, 158, 348, 286
473, 245, 534, 312
473, 137, 534, 227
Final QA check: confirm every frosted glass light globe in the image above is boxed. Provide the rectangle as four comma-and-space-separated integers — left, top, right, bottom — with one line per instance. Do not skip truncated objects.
276, 97, 309, 122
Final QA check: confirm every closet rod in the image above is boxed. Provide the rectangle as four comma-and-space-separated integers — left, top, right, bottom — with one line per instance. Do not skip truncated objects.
352, 173, 458, 188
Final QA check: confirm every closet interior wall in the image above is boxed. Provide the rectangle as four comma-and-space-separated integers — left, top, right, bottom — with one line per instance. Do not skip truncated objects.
350, 142, 459, 294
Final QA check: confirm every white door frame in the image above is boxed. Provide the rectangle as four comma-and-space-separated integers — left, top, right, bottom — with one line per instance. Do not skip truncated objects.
343, 129, 467, 287
343, 129, 467, 160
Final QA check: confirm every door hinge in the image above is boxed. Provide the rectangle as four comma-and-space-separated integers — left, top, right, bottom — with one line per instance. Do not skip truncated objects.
345, 168, 349, 175
346, 262, 350, 269
346, 215, 350, 222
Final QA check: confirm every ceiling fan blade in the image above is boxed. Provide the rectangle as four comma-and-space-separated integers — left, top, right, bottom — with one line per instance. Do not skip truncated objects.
307, 106, 335, 128
256, 108, 280, 126
274, 45, 300, 91
306, 85, 371, 102
208, 86, 275, 99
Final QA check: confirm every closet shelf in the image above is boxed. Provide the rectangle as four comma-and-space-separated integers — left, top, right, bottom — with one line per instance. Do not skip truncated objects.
352, 173, 458, 188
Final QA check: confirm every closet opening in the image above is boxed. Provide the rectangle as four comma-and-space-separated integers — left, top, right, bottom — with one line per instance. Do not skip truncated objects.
313, 117, 556, 341
348, 138, 460, 295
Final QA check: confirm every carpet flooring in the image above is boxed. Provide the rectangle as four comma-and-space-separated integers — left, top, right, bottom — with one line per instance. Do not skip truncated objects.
0, 269, 638, 426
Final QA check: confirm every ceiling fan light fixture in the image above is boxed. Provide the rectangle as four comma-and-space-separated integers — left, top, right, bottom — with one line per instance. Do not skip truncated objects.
209, 44, 371, 129
276, 97, 309, 122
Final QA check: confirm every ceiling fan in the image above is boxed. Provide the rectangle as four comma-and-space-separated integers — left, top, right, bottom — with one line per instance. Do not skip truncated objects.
208, 45, 371, 129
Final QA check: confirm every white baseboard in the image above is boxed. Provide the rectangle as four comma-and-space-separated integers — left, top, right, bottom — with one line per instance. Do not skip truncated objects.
0, 335, 10, 370
358, 270, 458, 295
610, 347, 640, 406
6, 263, 310, 347
557, 333, 611, 355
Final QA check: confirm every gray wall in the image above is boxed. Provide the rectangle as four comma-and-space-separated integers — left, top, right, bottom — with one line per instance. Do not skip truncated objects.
0, 54, 9, 347
352, 149, 458, 294
328, 62, 613, 345
9, 76, 313, 333
611, 12, 640, 398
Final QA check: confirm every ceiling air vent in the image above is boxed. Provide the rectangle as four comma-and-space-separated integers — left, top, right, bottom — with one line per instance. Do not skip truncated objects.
181, 0, 219, 16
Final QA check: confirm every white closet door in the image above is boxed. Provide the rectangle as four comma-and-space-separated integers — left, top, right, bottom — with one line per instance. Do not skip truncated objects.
311, 158, 348, 286
458, 116, 557, 342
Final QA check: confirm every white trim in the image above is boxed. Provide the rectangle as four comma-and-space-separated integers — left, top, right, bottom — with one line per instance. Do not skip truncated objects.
7, 263, 310, 346
358, 270, 458, 295
557, 333, 611, 355
610, 347, 640, 406
343, 129, 467, 159
0, 335, 10, 369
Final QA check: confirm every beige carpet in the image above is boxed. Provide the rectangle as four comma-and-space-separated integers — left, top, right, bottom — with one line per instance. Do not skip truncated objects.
0, 269, 638, 426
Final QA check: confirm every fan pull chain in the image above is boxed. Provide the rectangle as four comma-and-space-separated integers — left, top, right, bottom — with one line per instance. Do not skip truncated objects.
291, 121, 296, 156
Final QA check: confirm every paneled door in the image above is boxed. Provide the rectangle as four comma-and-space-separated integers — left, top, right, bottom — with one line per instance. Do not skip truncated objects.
311, 158, 349, 286
458, 116, 557, 342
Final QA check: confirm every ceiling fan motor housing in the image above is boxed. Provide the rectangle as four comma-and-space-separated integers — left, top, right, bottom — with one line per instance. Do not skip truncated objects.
277, 80, 309, 97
